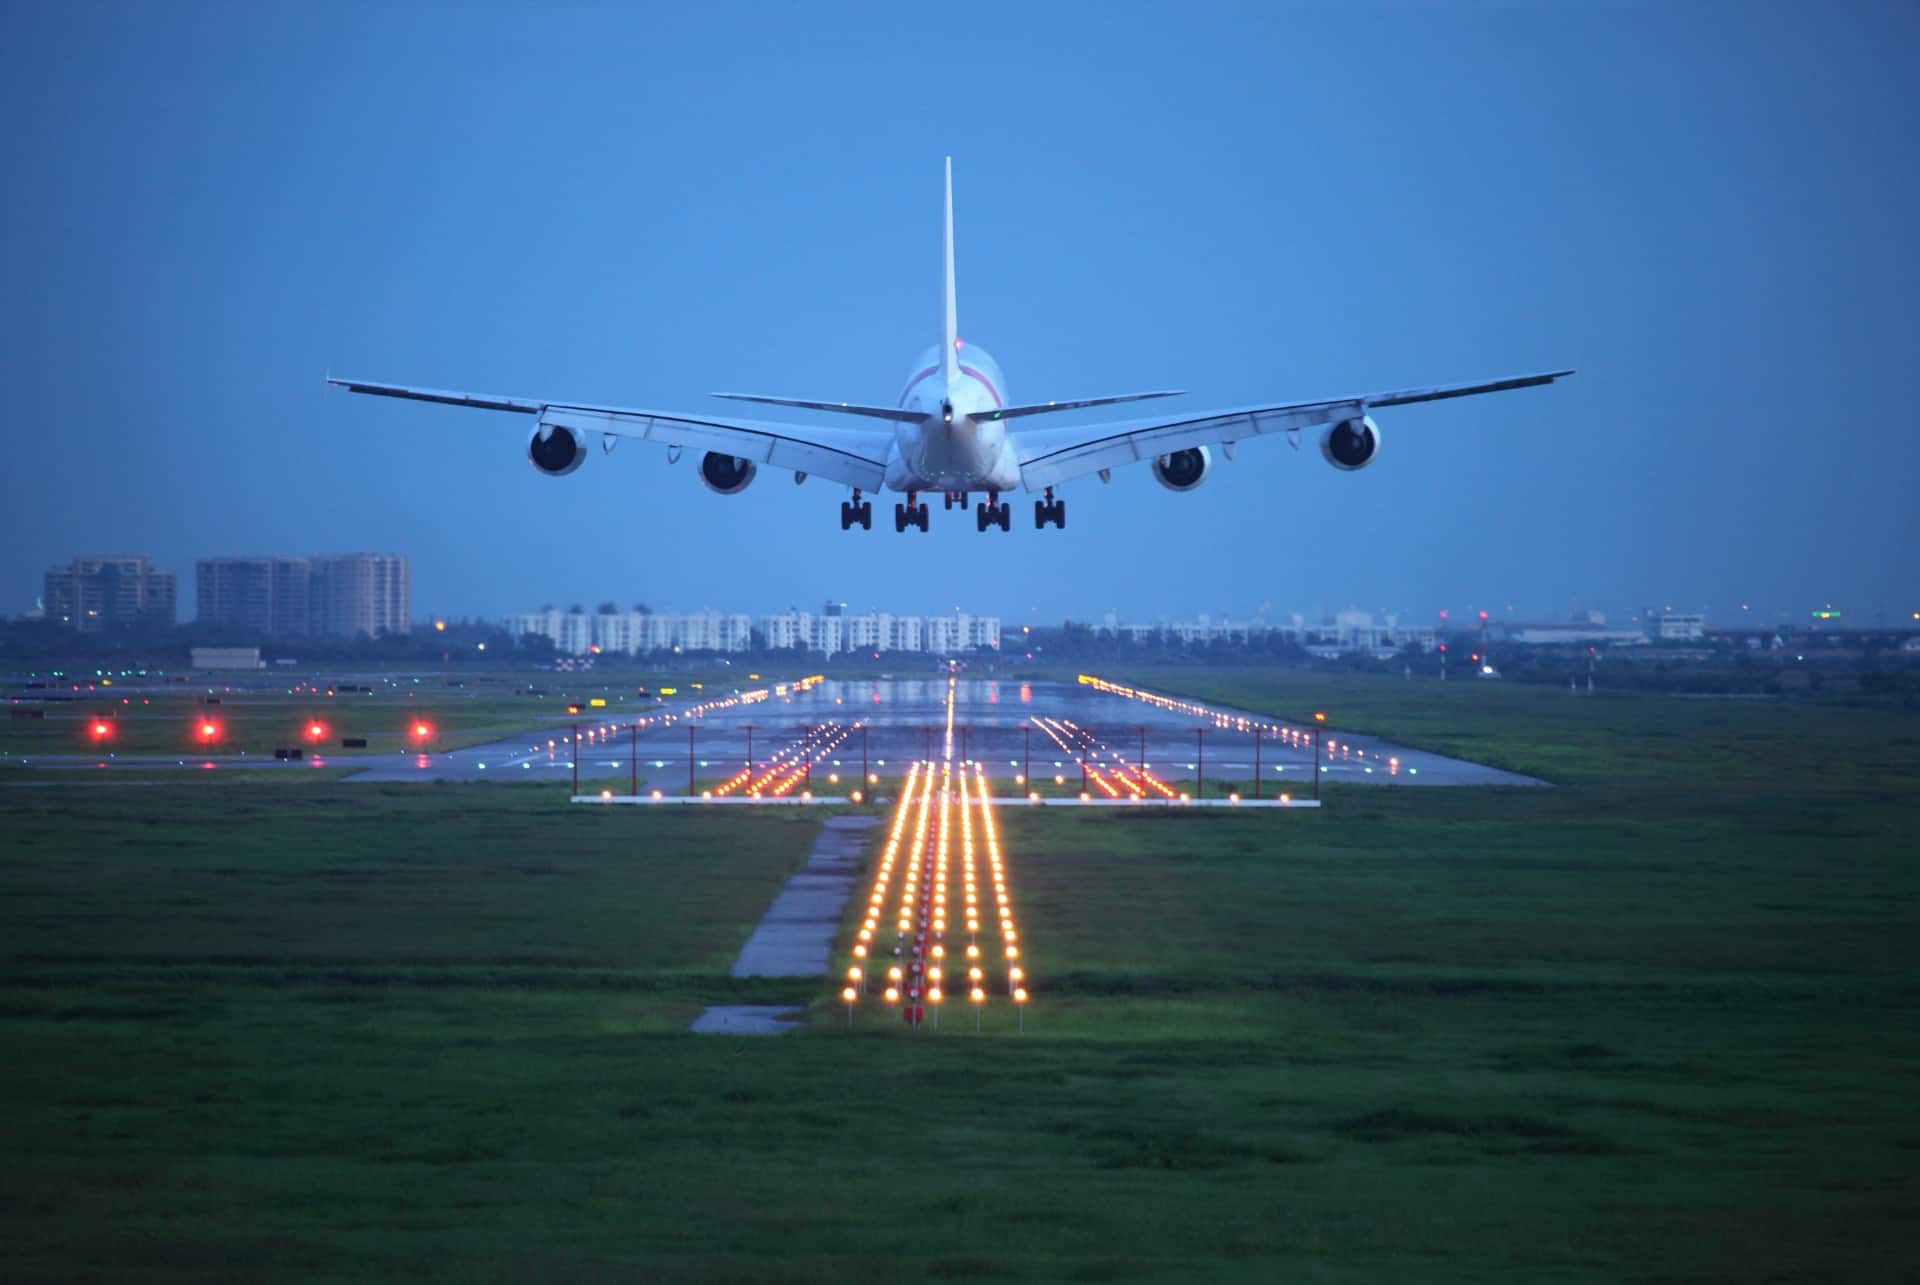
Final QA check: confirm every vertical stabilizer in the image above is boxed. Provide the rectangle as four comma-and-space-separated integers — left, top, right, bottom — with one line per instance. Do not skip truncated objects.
943, 157, 959, 382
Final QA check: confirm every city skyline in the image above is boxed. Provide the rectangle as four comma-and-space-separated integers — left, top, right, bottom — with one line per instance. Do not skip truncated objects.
14, 551, 1900, 637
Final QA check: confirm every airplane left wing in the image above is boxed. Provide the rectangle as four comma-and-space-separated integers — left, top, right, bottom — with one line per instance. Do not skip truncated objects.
328, 377, 890, 491
1014, 369, 1572, 491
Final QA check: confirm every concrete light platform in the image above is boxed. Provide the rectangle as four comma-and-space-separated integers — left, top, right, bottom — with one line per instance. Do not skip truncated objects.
573, 793, 1319, 809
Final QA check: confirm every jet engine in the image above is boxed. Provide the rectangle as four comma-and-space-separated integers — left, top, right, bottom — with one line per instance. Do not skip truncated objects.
698, 452, 758, 494
527, 424, 587, 477
1151, 446, 1211, 492
1319, 415, 1381, 471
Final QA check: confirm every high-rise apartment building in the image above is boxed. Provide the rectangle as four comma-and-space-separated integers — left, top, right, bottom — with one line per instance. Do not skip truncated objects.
196, 557, 312, 637
43, 556, 177, 632
310, 555, 410, 638
196, 553, 408, 639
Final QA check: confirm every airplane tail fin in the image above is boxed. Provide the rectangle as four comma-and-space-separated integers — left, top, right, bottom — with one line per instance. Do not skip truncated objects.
942, 156, 959, 383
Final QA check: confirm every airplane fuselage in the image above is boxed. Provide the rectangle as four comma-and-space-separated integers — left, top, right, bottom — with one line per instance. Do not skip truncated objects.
884, 343, 1022, 494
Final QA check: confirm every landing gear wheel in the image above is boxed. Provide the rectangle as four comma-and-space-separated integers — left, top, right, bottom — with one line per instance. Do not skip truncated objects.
943, 492, 956, 511
859, 501, 872, 529
916, 503, 930, 531
894, 503, 909, 533
976, 501, 1011, 532
1034, 498, 1066, 529
1034, 500, 1047, 529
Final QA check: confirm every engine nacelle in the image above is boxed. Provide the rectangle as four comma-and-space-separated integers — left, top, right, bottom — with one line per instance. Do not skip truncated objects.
698, 452, 758, 494
1320, 415, 1381, 471
1151, 445, 1211, 492
527, 425, 587, 477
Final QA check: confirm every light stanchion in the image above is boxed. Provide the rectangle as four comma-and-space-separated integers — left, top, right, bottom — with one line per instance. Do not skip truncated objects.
928, 985, 942, 1029
842, 986, 856, 1028
1014, 987, 1028, 1032
970, 986, 985, 1031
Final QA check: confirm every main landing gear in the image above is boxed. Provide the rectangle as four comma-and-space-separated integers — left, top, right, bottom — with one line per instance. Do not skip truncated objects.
1034, 488, 1067, 529
941, 490, 971, 511
975, 494, 1011, 532
840, 491, 873, 530
894, 491, 931, 533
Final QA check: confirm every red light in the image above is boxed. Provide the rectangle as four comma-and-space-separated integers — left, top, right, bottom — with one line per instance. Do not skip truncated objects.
305, 721, 328, 741
198, 720, 221, 742
411, 721, 433, 740
89, 719, 112, 740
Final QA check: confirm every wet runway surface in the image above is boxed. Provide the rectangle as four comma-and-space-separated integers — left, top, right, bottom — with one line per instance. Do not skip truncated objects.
364, 676, 1540, 789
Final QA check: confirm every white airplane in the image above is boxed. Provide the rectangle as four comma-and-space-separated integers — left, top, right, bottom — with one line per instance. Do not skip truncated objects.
329, 158, 1571, 533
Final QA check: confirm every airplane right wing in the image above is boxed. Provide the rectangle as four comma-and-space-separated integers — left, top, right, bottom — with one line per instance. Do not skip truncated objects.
1014, 370, 1573, 491
327, 377, 891, 491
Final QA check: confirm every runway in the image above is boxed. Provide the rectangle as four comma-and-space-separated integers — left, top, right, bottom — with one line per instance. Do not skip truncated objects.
356, 675, 1543, 789
5, 675, 1541, 789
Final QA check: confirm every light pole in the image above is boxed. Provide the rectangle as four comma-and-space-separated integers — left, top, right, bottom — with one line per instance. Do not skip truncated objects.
1312, 711, 1326, 802
1252, 725, 1261, 800
687, 724, 696, 797
571, 722, 579, 796
630, 721, 637, 797
1195, 728, 1205, 800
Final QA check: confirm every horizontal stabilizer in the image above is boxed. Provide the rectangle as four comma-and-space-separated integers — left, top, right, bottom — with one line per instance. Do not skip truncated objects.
710, 393, 923, 423
976, 391, 1185, 422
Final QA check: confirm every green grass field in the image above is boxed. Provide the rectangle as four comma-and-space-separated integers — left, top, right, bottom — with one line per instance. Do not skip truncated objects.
3, 672, 1916, 1281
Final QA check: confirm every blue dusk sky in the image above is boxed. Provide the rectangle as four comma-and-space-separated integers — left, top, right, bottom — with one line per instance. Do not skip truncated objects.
3, 2, 1916, 628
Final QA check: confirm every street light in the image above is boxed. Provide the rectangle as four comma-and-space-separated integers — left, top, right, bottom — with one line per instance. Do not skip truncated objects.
1312, 711, 1326, 801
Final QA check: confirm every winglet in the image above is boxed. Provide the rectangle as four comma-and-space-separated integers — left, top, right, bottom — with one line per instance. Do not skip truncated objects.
943, 156, 959, 383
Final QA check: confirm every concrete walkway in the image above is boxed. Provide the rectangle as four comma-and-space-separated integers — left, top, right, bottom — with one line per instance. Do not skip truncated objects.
693, 814, 878, 1035
729, 814, 877, 977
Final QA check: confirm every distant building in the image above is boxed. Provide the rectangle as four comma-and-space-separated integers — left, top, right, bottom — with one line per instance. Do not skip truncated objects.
196, 553, 407, 639
310, 554, 410, 638
507, 605, 996, 657
1492, 613, 1648, 647
196, 557, 312, 637
190, 646, 264, 670
1657, 613, 1707, 642
43, 556, 177, 632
